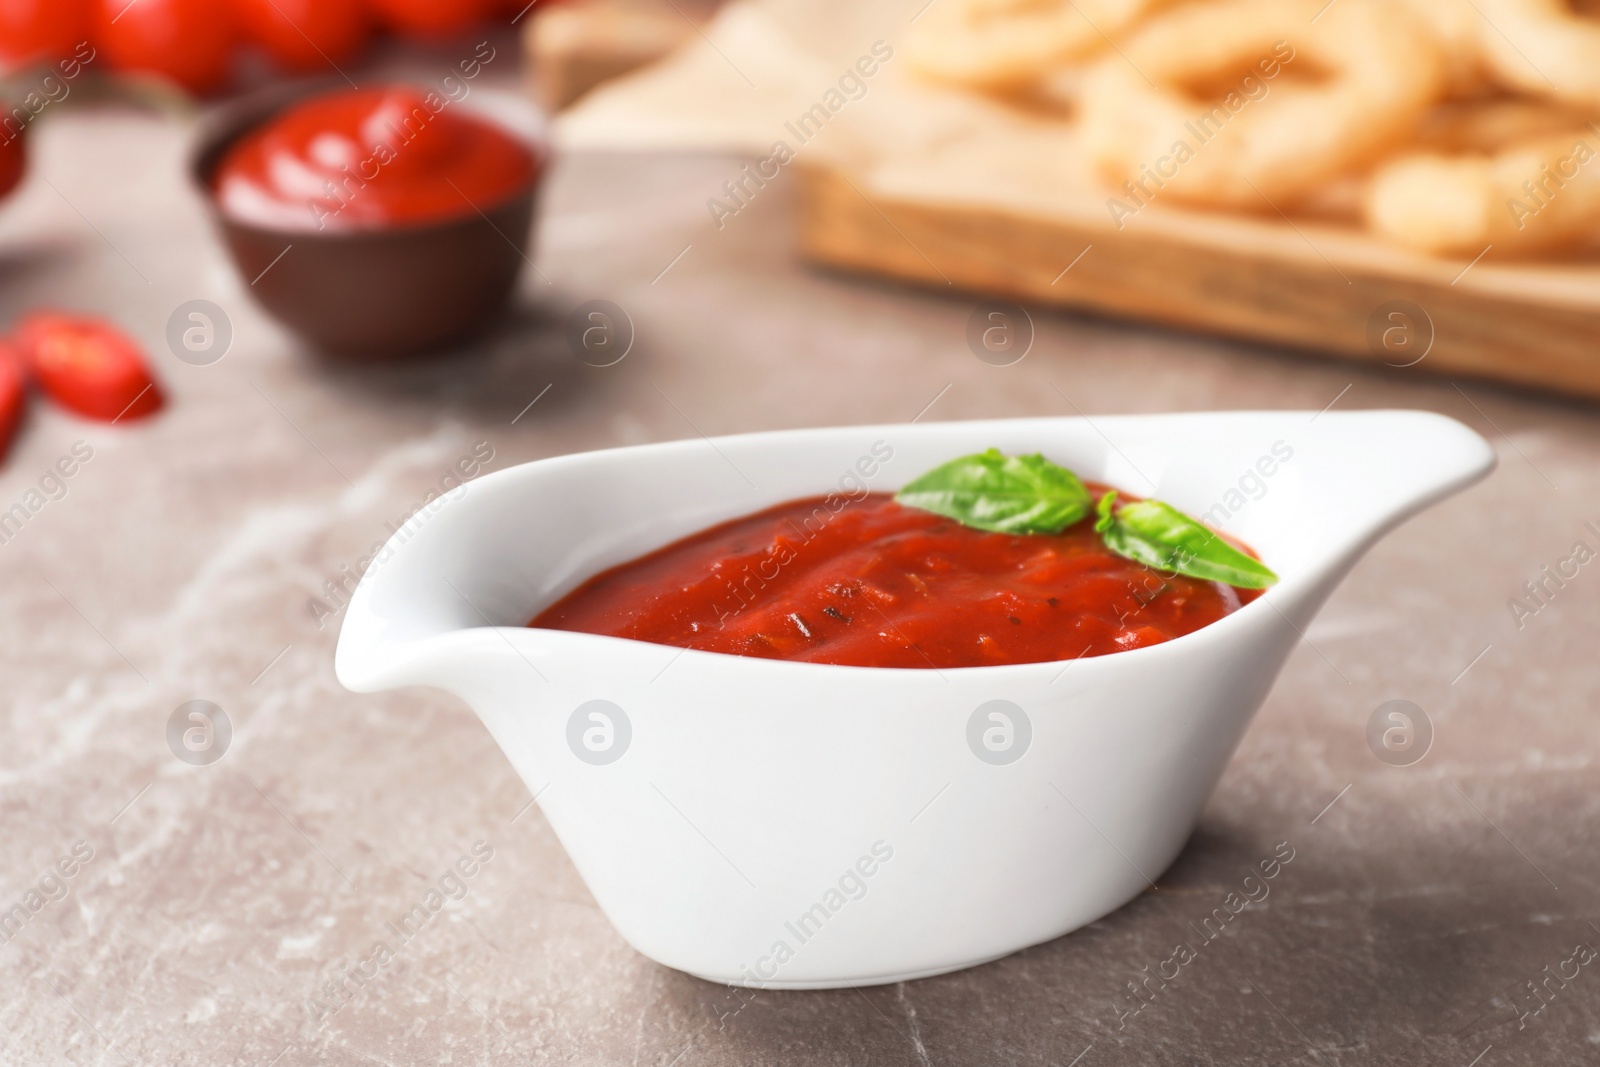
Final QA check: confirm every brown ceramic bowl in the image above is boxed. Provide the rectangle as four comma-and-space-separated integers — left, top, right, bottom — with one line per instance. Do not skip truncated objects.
191, 80, 545, 359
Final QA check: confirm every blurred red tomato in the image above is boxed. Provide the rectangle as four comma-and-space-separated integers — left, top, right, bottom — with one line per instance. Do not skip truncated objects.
366, 0, 493, 38
16, 312, 163, 422
0, 0, 90, 67
234, 0, 369, 72
0, 125, 25, 200
0, 340, 25, 462
93, 0, 236, 95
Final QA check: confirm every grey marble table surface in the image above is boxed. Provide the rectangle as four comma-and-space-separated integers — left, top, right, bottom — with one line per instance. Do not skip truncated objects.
1, 96, 1597, 1067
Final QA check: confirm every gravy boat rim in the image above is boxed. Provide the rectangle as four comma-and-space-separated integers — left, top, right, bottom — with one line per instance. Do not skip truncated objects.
337, 408, 1496, 692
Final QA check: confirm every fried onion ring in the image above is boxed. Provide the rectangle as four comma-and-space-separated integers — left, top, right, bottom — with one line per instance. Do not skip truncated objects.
905, 0, 1171, 91
1472, 0, 1600, 109
1411, 98, 1598, 152
1364, 117, 1600, 255
1398, 0, 1485, 94
1080, 0, 1447, 209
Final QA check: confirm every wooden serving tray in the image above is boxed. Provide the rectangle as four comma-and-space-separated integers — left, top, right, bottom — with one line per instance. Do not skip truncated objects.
796, 159, 1600, 400
526, 0, 726, 109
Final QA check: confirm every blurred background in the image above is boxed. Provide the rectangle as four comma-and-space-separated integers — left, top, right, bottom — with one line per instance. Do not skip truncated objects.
2, 1, 1599, 1064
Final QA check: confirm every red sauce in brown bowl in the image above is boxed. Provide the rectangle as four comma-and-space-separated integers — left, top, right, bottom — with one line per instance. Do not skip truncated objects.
212, 86, 537, 233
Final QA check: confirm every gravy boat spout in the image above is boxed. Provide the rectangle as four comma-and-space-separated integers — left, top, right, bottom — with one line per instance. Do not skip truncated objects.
335, 411, 1493, 988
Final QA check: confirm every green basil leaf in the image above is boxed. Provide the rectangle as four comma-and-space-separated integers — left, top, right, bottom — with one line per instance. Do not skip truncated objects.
895, 449, 1092, 534
1096, 491, 1278, 589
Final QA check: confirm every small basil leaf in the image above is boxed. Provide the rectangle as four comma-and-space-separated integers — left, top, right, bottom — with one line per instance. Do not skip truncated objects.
895, 449, 1092, 534
1096, 491, 1278, 589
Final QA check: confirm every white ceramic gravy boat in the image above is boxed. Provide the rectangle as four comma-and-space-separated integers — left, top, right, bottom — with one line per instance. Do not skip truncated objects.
336, 411, 1493, 989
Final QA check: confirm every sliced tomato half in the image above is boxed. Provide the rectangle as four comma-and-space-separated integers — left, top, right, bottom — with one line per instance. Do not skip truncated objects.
0, 339, 26, 460
0, 124, 26, 202
16, 312, 164, 422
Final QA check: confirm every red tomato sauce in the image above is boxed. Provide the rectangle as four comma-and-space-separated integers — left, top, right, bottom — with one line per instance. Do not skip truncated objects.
213, 87, 537, 232
531, 492, 1265, 669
